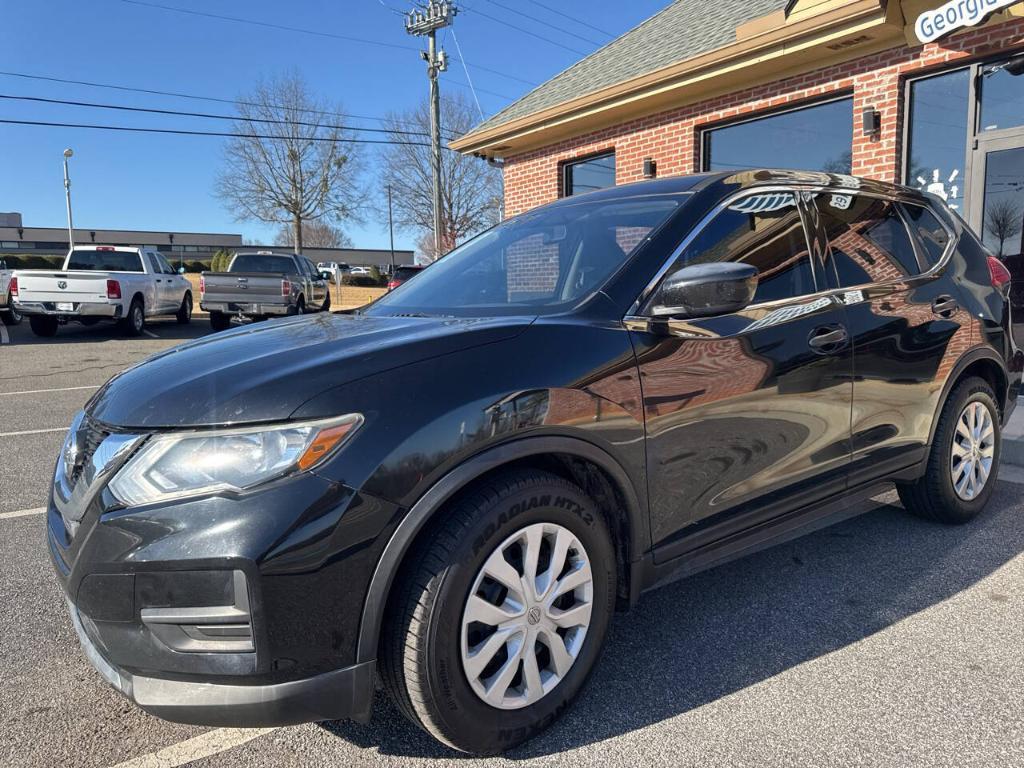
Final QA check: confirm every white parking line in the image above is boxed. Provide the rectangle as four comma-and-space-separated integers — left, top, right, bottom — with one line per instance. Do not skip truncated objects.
0, 507, 45, 520
109, 728, 278, 768
0, 385, 99, 396
0, 323, 8, 344
143, 330, 159, 339
0, 427, 67, 437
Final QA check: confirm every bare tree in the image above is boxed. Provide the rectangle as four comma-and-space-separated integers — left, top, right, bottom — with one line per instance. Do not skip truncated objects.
274, 220, 352, 249
379, 92, 501, 260
217, 73, 363, 255
985, 197, 1023, 256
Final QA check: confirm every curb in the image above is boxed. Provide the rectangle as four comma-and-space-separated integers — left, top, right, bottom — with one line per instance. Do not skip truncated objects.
1003, 400, 1024, 467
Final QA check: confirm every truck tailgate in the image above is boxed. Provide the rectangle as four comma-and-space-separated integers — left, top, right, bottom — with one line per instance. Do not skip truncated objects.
14, 271, 111, 303
203, 272, 289, 305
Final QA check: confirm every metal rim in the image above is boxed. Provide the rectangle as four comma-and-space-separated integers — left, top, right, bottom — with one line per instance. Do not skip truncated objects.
132, 304, 143, 331
950, 400, 996, 500
460, 522, 594, 710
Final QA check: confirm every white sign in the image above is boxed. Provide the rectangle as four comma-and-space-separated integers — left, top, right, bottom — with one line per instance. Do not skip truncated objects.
916, 0, 1021, 43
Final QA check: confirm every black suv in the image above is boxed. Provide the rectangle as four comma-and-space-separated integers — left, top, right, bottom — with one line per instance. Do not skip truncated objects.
49, 170, 1020, 755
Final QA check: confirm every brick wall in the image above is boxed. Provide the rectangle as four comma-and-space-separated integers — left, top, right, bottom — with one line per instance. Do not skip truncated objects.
502, 18, 1024, 217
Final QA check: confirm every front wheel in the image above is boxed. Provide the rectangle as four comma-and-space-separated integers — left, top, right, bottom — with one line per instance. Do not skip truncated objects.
321, 291, 331, 312
381, 469, 616, 755
898, 376, 1000, 524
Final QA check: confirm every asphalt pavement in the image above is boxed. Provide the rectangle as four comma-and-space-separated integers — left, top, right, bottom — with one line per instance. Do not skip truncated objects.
1, 316, 1022, 767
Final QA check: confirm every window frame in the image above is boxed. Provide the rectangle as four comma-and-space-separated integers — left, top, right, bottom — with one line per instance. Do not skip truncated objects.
699, 93, 855, 174
561, 150, 616, 198
634, 186, 822, 318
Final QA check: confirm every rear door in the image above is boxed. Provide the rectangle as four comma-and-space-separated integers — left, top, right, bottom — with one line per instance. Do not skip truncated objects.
809, 192, 972, 485
629, 189, 855, 562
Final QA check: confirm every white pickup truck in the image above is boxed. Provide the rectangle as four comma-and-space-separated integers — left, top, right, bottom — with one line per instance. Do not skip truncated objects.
12, 246, 193, 337
0, 258, 22, 326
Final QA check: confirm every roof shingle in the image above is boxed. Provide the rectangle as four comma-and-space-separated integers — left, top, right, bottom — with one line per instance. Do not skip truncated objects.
465, 0, 790, 136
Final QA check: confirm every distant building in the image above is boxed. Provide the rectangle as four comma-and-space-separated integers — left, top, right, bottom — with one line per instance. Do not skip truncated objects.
0, 213, 414, 267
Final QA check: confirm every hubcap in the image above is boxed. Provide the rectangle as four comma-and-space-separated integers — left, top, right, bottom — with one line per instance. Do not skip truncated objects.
950, 400, 996, 500
460, 522, 593, 710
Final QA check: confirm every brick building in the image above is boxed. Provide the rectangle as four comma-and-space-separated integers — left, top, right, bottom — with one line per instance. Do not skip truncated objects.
451, 0, 1024, 270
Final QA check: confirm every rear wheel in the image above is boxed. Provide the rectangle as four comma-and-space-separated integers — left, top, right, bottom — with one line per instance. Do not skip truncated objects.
898, 376, 1000, 524
209, 311, 231, 332
29, 315, 58, 337
1, 294, 21, 325
381, 469, 616, 755
119, 298, 145, 337
176, 292, 192, 324
296, 296, 306, 315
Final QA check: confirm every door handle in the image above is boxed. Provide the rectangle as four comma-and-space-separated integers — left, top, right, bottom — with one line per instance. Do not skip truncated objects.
808, 325, 848, 352
931, 295, 959, 318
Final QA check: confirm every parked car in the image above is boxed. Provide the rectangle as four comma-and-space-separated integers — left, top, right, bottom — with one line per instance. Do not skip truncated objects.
317, 261, 350, 282
387, 264, 425, 290
200, 251, 331, 331
349, 266, 371, 276
48, 171, 1020, 755
0, 258, 22, 326
12, 246, 191, 337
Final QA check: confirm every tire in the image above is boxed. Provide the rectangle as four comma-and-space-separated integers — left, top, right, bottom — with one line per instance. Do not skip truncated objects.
2, 294, 21, 325
176, 292, 192, 324
209, 311, 232, 332
381, 469, 616, 755
29, 315, 58, 337
296, 296, 306, 315
321, 291, 331, 312
898, 376, 1000, 524
119, 298, 145, 337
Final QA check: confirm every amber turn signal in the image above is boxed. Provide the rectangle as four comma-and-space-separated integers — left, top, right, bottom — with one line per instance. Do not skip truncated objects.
298, 419, 361, 471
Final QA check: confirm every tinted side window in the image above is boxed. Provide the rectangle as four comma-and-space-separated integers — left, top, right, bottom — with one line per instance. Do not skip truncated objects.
816, 194, 921, 286
902, 204, 950, 267
673, 192, 815, 304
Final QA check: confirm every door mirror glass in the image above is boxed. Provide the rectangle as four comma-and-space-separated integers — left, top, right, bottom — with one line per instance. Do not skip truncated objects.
320, 271, 333, 281
651, 262, 759, 318
178, 266, 186, 275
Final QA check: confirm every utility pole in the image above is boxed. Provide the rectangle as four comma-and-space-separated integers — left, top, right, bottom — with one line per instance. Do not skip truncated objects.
387, 184, 396, 276
62, 148, 75, 252
405, 1, 455, 259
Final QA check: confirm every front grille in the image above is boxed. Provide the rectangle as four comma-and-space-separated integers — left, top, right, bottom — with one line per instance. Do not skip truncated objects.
66, 416, 109, 488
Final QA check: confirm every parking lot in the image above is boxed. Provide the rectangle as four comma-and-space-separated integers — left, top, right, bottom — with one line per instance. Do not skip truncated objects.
1, 318, 1022, 767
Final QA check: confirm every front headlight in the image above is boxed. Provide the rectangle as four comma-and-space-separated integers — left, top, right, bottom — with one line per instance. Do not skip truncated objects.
108, 414, 362, 506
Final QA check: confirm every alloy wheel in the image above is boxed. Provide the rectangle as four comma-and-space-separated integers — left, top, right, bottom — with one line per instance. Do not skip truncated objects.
950, 400, 996, 500
460, 522, 593, 710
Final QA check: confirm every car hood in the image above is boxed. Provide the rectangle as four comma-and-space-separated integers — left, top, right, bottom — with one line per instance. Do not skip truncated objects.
87, 313, 532, 429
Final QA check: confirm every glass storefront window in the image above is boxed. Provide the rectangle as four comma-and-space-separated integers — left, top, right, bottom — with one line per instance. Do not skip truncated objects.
702, 98, 853, 174
562, 152, 615, 196
906, 68, 970, 212
980, 58, 1024, 133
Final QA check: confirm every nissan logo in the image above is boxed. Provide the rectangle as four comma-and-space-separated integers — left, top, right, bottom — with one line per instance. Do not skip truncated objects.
57, 280, 67, 289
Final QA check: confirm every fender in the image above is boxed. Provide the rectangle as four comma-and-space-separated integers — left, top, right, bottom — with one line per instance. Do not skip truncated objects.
354, 434, 647, 664
926, 345, 1009, 452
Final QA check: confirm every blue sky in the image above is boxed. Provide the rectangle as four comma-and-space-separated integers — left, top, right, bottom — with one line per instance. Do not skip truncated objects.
0, 0, 665, 251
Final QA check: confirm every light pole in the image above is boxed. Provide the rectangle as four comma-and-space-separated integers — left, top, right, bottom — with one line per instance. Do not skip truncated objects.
387, 184, 396, 277
62, 148, 75, 252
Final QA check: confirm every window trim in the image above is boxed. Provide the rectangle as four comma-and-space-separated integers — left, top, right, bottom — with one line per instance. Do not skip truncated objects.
627, 185, 957, 320
561, 150, 616, 198
699, 92, 855, 173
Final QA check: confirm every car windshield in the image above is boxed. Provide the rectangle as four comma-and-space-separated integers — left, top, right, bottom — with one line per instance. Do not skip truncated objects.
230, 254, 298, 274
66, 250, 144, 272
364, 194, 685, 317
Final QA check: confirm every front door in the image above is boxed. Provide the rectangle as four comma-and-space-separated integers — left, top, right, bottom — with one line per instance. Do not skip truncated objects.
970, 131, 1024, 319
629, 190, 854, 563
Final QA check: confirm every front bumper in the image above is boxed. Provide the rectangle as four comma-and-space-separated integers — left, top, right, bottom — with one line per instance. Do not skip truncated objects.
14, 300, 120, 318
67, 597, 375, 726
200, 301, 295, 316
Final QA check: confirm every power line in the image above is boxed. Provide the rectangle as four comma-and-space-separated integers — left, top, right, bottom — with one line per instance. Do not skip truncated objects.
0, 117, 442, 147
459, 2, 588, 55
0, 93, 440, 138
523, 0, 615, 38
451, 26, 485, 121
482, 0, 603, 46
119, 0, 538, 88
0, 70, 459, 138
